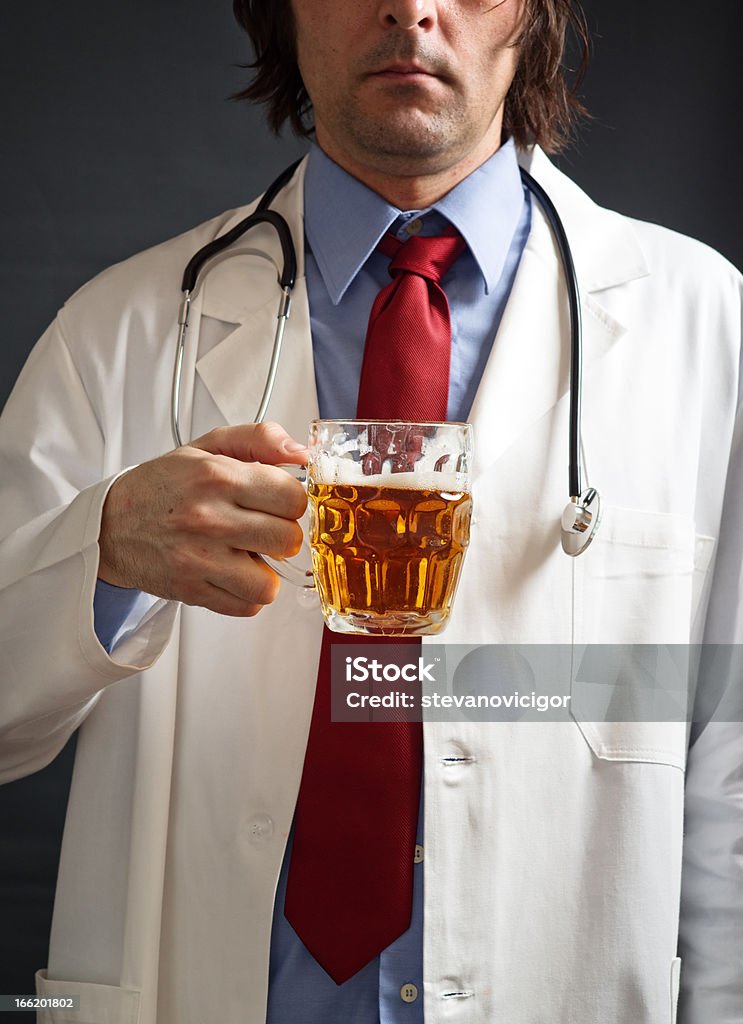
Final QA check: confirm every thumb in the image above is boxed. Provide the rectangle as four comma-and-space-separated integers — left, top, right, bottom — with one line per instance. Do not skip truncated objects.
189, 422, 309, 465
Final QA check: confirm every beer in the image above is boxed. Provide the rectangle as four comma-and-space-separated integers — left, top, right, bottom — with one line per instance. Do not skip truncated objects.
308, 478, 472, 635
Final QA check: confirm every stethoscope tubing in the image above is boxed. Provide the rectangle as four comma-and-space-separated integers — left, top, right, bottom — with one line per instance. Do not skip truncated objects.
170, 157, 600, 553
518, 168, 583, 500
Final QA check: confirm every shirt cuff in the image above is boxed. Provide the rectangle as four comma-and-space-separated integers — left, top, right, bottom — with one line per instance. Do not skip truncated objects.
93, 579, 157, 654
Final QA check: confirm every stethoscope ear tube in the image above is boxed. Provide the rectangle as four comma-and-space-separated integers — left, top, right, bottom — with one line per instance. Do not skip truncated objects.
179, 158, 303, 293
180, 209, 297, 293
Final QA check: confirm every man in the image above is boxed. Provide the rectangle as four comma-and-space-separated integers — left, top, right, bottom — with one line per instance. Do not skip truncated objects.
0, 1, 741, 1022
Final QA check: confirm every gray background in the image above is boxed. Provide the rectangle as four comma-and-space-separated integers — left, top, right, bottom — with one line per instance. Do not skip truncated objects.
1, 0, 742, 1008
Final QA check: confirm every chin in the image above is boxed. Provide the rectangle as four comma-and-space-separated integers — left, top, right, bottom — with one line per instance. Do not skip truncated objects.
348, 112, 465, 165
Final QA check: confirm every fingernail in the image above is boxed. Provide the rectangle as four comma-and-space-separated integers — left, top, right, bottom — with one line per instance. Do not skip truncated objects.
283, 439, 309, 453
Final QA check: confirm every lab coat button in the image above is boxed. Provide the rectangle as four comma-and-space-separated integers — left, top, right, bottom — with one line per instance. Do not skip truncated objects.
414, 844, 424, 864
247, 815, 274, 844
400, 983, 419, 1003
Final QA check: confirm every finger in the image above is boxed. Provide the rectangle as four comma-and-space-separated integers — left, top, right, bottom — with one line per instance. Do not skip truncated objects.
231, 463, 308, 520
207, 505, 304, 559
193, 582, 266, 618
204, 551, 281, 608
191, 421, 309, 467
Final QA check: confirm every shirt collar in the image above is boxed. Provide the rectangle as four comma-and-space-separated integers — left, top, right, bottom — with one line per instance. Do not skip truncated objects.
304, 138, 526, 304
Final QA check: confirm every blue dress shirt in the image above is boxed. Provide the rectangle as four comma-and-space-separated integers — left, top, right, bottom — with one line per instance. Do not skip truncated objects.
93, 139, 531, 1023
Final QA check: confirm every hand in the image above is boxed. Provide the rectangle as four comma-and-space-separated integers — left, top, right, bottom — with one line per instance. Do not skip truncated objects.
97, 422, 309, 616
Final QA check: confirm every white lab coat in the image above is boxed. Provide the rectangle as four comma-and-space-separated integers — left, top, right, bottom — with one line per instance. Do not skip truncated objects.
0, 147, 741, 1024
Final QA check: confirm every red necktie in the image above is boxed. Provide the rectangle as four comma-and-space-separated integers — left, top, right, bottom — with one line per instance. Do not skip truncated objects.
284, 230, 465, 984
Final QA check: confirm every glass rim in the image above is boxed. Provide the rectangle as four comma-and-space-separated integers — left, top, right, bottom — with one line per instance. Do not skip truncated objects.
310, 418, 472, 429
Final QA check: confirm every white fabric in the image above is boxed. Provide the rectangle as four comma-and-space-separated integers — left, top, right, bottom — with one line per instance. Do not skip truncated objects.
0, 149, 741, 1024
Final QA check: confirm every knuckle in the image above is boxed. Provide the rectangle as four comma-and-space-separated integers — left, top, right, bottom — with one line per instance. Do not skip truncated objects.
183, 501, 215, 533
167, 500, 220, 540
254, 420, 282, 444
196, 455, 232, 493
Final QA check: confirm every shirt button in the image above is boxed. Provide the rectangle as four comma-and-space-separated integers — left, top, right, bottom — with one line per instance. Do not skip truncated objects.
247, 815, 274, 844
414, 844, 424, 864
406, 217, 423, 236
400, 983, 419, 1003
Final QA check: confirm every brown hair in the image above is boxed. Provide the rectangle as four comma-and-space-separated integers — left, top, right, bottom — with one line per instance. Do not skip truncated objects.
232, 0, 590, 154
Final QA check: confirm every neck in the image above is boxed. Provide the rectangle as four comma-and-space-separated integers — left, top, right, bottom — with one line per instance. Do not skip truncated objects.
315, 127, 505, 210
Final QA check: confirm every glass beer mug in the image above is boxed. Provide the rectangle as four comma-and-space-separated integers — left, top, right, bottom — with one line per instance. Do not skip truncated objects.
275, 420, 473, 636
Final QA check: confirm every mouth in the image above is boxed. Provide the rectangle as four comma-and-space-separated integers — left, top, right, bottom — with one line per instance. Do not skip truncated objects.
369, 63, 439, 82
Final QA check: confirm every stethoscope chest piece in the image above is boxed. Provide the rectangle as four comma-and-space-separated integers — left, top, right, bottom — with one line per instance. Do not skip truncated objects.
561, 488, 602, 556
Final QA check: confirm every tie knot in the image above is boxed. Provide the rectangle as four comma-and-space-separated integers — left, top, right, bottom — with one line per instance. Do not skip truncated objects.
378, 230, 466, 284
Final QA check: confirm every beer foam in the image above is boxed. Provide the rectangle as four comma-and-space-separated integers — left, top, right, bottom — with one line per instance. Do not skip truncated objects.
311, 454, 465, 492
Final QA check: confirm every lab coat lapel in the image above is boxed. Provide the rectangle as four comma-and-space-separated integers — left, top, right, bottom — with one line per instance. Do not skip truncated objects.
193, 157, 320, 440
468, 148, 650, 477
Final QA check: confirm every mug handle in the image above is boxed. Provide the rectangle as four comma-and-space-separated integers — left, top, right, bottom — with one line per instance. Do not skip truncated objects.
257, 464, 316, 590
261, 554, 315, 589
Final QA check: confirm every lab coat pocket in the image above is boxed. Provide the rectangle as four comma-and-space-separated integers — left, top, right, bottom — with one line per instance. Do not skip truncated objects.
35, 970, 140, 1024
575, 505, 697, 645
571, 506, 707, 771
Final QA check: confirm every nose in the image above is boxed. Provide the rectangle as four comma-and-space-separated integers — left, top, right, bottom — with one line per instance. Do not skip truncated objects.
378, 0, 438, 30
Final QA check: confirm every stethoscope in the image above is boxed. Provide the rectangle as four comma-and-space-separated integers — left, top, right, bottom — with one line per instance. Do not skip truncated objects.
171, 159, 601, 557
